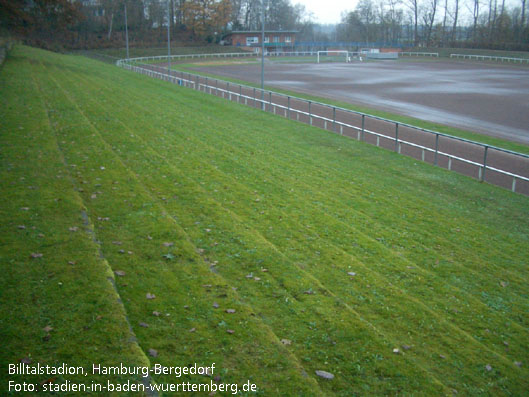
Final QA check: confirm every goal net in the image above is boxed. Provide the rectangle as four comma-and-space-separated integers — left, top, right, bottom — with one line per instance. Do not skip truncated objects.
317, 50, 350, 63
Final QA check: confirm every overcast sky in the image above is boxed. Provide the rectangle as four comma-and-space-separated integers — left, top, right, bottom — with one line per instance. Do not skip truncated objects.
298, 0, 357, 24
297, 0, 522, 25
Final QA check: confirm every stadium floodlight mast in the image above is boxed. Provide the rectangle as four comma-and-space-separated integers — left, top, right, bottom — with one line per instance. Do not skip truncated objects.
167, 0, 171, 75
260, 0, 265, 109
124, 2, 129, 59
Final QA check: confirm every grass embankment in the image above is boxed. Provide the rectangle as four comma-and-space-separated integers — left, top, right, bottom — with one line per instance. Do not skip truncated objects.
89, 45, 250, 60
167, 61, 529, 155
1, 45, 529, 395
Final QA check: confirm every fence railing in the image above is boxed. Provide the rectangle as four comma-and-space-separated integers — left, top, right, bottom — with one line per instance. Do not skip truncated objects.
117, 58, 529, 195
450, 54, 529, 63
400, 52, 439, 57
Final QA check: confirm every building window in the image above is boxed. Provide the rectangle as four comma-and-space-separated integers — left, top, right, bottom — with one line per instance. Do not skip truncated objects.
285, 36, 291, 43
274, 36, 280, 43
264, 36, 270, 43
246, 36, 259, 45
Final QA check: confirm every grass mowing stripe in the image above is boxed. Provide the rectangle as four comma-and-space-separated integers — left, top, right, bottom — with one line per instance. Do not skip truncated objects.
47, 56, 524, 392
44, 50, 454, 392
72, 63, 529, 335
30, 51, 327, 396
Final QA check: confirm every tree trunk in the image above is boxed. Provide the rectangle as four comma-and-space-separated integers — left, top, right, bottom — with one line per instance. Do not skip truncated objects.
107, 12, 113, 40
451, 0, 459, 43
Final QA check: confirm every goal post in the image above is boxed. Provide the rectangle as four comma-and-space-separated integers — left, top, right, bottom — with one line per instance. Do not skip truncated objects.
317, 50, 350, 63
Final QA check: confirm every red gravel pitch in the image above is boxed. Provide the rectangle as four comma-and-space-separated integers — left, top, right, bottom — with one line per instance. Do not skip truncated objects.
193, 59, 529, 145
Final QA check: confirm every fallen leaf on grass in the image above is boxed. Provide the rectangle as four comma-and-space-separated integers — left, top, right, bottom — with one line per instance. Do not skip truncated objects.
112, 241, 122, 245
225, 309, 236, 314
226, 329, 234, 334
146, 293, 156, 300
281, 339, 292, 345
43, 325, 53, 333
114, 270, 126, 277
148, 349, 158, 357
69, 227, 78, 232
152, 311, 160, 316
315, 370, 334, 379
189, 328, 196, 333
514, 361, 522, 367
30, 253, 43, 258
485, 364, 492, 371
17, 225, 26, 229
163, 242, 174, 247
139, 322, 149, 328
500, 281, 508, 288
347, 272, 357, 277
212, 302, 219, 309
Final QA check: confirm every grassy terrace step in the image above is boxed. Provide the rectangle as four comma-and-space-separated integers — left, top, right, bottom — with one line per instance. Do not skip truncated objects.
1, 45, 528, 395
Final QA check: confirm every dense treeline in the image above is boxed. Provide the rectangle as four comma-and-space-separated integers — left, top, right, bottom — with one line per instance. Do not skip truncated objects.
0, 0, 311, 49
338, 0, 529, 50
0, 0, 527, 51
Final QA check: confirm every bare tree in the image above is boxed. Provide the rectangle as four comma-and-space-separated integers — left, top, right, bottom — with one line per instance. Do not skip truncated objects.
441, 0, 448, 44
405, 0, 420, 45
423, 0, 437, 46
451, 0, 460, 42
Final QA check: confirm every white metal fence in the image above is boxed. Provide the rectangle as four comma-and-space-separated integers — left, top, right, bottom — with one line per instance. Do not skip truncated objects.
117, 57, 529, 195
450, 54, 529, 63
400, 52, 439, 57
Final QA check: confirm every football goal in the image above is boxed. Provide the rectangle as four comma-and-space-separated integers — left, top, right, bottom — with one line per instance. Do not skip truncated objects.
317, 50, 350, 63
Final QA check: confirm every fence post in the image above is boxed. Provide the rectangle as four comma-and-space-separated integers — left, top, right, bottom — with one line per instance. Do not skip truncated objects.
482, 146, 488, 182
333, 107, 336, 132
253, 87, 256, 107
288, 96, 291, 119
434, 133, 439, 166
269, 92, 272, 112
395, 123, 399, 152
361, 114, 365, 141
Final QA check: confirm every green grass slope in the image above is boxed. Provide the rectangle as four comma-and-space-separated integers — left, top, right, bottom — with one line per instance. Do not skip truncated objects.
1, 45, 528, 396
